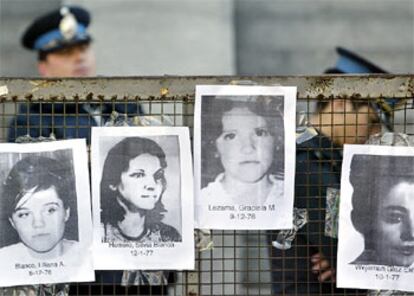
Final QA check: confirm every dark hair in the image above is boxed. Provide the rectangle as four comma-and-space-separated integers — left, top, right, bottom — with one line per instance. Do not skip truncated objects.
38, 51, 48, 61
1, 154, 77, 246
37, 40, 91, 61
316, 99, 369, 114
201, 96, 284, 187
100, 137, 168, 227
350, 154, 414, 250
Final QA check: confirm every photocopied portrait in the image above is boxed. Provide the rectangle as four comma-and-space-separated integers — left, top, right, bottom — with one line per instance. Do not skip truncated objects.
338, 145, 414, 292
91, 127, 194, 270
0, 139, 94, 287
194, 85, 296, 230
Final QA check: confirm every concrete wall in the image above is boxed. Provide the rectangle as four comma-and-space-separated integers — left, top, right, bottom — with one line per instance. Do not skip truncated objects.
1, 0, 413, 76
0, 0, 235, 76
235, 0, 414, 75
65, 0, 235, 76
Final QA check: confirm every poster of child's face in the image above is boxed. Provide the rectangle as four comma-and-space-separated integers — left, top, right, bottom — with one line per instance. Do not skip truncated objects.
0, 139, 94, 287
194, 85, 297, 230
338, 145, 414, 292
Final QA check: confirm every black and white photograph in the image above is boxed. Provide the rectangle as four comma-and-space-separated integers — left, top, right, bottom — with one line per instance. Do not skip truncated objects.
0, 139, 94, 287
338, 145, 414, 292
91, 127, 194, 270
194, 85, 296, 230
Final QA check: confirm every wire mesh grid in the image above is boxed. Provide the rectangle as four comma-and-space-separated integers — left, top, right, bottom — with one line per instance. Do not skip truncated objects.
0, 76, 413, 296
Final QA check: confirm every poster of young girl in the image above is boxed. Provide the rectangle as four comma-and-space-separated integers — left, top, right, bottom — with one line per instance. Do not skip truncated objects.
194, 85, 296, 230
338, 145, 414, 292
91, 127, 194, 270
0, 139, 94, 286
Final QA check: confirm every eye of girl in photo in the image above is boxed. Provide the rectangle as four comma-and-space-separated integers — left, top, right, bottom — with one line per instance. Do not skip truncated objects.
201, 96, 284, 206
100, 137, 182, 243
1, 155, 78, 260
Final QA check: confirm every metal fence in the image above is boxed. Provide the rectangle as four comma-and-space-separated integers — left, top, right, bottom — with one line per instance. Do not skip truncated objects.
0, 75, 413, 296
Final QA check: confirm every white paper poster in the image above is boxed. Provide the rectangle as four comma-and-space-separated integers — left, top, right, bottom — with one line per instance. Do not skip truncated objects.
0, 139, 94, 286
338, 144, 414, 292
91, 127, 194, 270
194, 85, 296, 230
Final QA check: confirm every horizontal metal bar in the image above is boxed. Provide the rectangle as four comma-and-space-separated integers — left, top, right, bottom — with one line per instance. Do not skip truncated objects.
0, 75, 413, 101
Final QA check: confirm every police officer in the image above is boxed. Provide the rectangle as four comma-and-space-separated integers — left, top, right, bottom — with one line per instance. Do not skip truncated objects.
269, 47, 393, 295
22, 6, 96, 77
9, 6, 140, 143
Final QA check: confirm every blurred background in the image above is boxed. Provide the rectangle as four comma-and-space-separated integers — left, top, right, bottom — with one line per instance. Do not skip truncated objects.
0, 0, 413, 77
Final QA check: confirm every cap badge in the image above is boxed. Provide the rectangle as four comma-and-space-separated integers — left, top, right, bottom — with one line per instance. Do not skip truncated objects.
59, 7, 78, 40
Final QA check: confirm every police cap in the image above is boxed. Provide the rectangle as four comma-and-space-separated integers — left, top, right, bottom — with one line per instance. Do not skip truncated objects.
325, 47, 387, 74
21, 6, 91, 53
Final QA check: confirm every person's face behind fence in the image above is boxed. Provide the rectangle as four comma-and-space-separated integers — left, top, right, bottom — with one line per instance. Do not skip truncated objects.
375, 181, 414, 266
38, 43, 96, 77
215, 107, 275, 183
322, 100, 381, 146
9, 186, 69, 253
117, 153, 164, 211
